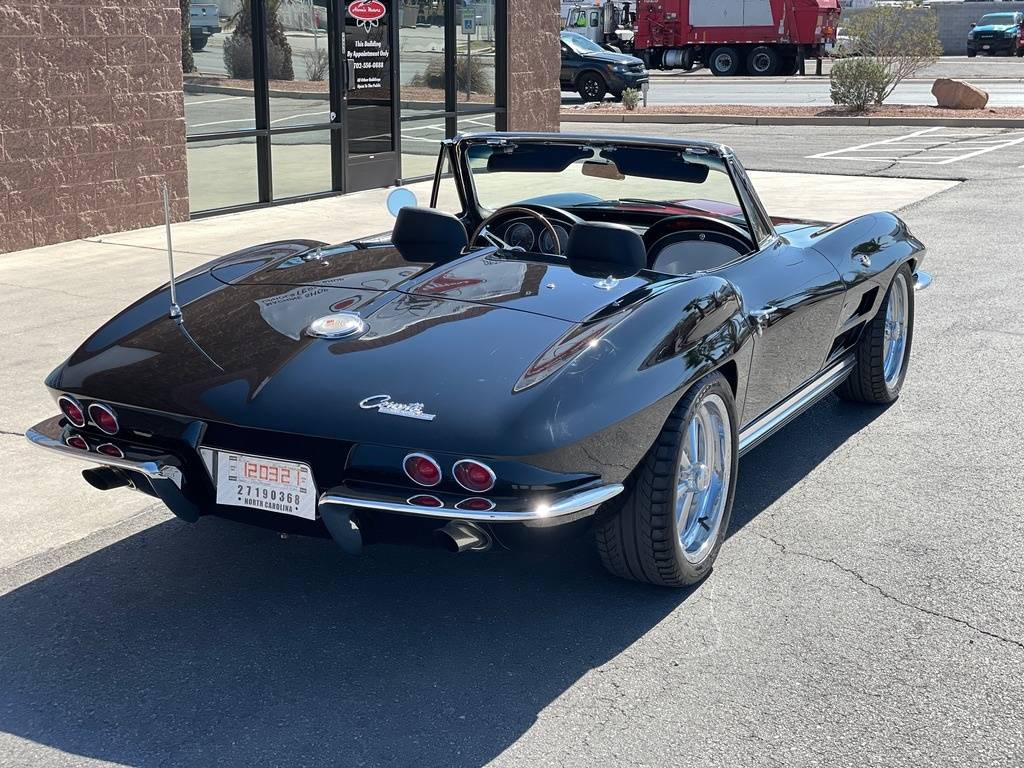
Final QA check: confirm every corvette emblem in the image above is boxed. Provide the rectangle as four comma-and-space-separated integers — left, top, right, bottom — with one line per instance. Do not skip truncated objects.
306, 312, 367, 339
359, 394, 436, 421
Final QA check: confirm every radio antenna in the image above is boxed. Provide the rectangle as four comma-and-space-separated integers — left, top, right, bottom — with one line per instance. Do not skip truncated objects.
162, 181, 182, 322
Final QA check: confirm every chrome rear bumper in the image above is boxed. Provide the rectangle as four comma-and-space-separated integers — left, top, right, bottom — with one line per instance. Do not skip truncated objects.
319, 483, 625, 524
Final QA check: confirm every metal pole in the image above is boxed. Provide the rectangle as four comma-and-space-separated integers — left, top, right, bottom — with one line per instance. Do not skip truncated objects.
162, 181, 181, 321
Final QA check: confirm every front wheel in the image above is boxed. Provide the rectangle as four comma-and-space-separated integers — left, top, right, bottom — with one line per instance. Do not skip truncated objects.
838, 264, 915, 405
967, 49, 977, 58
577, 72, 608, 102
191, 36, 209, 52
595, 371, 738, 587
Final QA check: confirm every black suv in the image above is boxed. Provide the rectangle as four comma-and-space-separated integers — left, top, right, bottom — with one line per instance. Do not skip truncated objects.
560, 31, 649, 102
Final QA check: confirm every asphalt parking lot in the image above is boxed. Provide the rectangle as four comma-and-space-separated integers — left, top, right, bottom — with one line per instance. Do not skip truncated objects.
2, 123, 1023, 767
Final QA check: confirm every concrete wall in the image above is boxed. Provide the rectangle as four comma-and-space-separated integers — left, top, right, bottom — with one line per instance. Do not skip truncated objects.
0, 1, 188, 254
844, 2, 1024, 55
507, 0, 561, 132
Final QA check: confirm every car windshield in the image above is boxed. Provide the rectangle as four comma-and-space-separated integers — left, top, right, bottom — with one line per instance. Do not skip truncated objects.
561, 32, 605, 55
463, 140, 747, 224
979, 14, 1017, 25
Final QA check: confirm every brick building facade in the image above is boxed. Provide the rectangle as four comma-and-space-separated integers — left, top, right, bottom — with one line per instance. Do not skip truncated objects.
0, 0, 560, 254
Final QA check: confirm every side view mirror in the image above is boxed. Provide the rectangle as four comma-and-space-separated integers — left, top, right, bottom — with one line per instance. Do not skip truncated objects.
970, 23, 976, 28
386, 187, 418, 217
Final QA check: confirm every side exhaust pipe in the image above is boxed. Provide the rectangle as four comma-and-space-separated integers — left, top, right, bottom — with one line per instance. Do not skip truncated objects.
82, 467, 132, 492
436, 521, 492, 553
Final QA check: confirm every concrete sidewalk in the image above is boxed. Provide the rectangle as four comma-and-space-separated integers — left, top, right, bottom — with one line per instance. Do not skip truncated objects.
0, 170, 956, 570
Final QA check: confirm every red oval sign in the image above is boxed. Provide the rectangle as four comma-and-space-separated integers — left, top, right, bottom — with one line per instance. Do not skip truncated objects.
349, 0, 386, 22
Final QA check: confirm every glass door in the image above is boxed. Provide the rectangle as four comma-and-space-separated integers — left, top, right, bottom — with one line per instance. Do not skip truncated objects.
336, 0, 399, 192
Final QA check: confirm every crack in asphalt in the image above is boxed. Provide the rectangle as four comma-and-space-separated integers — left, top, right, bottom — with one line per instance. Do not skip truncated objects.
0, 430, 25, 437
754, 531, 1024, 652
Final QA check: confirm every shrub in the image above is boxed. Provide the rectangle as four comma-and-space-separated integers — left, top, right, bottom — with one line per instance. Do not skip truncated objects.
621, 87, 641, 111
830, 57, 889, 111
411, 54, 493, 96
223, 34, 293, 81
179, 0, 194, 73
303, 47, 328, 81
844, 6, 942, 104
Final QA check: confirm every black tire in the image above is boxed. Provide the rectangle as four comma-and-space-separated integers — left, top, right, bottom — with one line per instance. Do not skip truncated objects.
191, 36, 208, 52
747, 45, 779, 76
967, 49, 976, 58
1017, 48, 1024, 58
577, 71, 607, 102
838, 263, 915, 405
780, 54, 800, 75
610, 91, 624, 102
709, 46, 742, 77
595, 371, 739, 587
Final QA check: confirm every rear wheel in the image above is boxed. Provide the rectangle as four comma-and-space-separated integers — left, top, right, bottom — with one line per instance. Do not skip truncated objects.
747, 46, 779, 76
577, 71, 608, 102
838, 264, 915, 405
191, 36, 208, 52
596, 372, 738, 587
709, 46, 743, 77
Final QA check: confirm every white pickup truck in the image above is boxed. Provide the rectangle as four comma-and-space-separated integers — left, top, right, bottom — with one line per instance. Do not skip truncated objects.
190, 2, 221, 52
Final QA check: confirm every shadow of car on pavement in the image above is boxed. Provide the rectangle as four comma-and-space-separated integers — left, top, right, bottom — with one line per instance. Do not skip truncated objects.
0, 395, 882, 767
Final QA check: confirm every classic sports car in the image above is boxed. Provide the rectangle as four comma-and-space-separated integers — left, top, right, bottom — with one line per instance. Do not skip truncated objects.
28, 132, 930, 587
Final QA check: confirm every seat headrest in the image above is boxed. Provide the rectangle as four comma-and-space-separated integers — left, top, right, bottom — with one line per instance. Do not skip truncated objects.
565, 222, 646, 279
391, 206, 468, 263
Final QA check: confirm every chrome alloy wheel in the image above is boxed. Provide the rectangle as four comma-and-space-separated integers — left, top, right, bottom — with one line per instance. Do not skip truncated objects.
675, 393, 732, 564
882, 271, 910, 387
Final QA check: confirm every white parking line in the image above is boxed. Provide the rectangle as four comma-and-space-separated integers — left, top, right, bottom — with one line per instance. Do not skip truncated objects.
808, 128, 1024, 166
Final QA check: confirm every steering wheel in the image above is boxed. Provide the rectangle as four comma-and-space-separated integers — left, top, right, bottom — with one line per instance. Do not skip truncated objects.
470, 206, 563, 254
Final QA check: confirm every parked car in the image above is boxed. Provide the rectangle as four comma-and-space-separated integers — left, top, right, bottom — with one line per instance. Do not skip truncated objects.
27, 132, 930, 587
560, 30, 648, 102
190, 2, 221, 52
967, 11, 1024, 57
829, 26, 861, 57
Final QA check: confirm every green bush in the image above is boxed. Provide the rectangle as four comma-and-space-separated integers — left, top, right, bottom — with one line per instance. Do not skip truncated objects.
830, 57, 889, 111
303, 47, 328, 81
223, 34, 293, 81
844, 6, 942, 104
621, 87, 641, 111
411, 54, 493, 96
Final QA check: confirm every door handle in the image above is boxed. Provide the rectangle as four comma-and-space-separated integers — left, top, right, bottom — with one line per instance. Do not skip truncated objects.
345, 57, 356, 91
749, 308, 777, 336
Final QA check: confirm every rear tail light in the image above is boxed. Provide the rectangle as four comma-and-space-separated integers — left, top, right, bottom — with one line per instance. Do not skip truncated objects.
408, 494, 443, 508
58, 395, 86, 428
456, 497, 496, 512
97, 443, 124, 459
403, 453, 442, 487
88, 403, 119, 435
65, 435, 89, 451
453, 460, 496, 493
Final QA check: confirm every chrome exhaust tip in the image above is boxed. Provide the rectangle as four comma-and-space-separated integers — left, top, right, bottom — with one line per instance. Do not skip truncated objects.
435, 520, 492, 553
82, 467, 132, 492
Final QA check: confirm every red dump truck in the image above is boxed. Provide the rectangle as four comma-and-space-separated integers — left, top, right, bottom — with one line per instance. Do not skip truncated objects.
565, 0, 841, 76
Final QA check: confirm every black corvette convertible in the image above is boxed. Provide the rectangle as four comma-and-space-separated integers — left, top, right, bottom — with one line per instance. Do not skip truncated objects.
28, 133, 929, 587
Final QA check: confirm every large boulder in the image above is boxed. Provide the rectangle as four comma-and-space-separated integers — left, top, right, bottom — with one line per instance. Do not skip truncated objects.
932, 78, 989, 110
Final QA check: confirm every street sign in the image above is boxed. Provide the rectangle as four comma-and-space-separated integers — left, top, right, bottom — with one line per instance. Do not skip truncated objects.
462, 16, 475, 35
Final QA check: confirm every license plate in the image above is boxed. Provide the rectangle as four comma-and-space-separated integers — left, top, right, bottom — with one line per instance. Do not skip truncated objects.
206, 450, 317, 520
983, 44, 991, 49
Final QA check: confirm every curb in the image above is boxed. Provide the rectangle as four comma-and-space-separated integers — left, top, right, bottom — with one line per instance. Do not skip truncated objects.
559, 111, 1024, 128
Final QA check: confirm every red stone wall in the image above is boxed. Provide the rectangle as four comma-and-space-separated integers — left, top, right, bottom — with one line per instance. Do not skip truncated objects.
0, 1, 188, 254
506, 0, 561, 133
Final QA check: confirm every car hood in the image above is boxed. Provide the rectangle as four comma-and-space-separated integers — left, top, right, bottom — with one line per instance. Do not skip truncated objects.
578, 50, 644, 67
973, 24, 1018, 32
